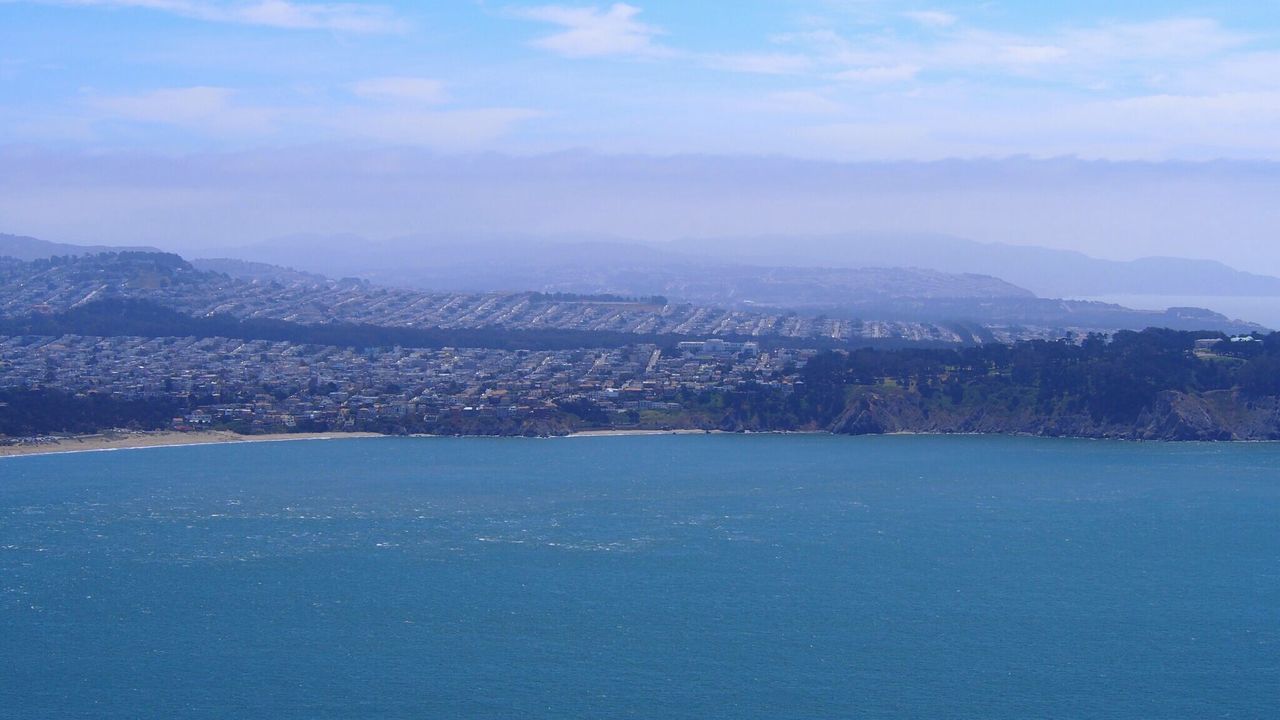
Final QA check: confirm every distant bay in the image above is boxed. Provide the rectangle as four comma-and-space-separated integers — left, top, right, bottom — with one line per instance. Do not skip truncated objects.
2, 435, 1277, 719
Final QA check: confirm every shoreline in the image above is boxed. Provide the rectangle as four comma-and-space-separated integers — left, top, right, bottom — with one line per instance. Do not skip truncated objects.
3, 428, 1276, 459
565, 429, 719, 437
0, 430, 385, 459
564, 429, 828, 437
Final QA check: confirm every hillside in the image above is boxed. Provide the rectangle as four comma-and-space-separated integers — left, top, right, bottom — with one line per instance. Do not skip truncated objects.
0, 252, 975, 345
0, 241, 1266, 338
705, 331, 1280, 440
0, 233, 158, 260
218, 233, 1269, 331
672, 234, 1280, 298
219, 231, 1280, 299
222, 233, 1037, 304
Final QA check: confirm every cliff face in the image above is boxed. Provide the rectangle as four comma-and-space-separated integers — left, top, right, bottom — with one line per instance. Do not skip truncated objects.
827, 387, 1280, 441
1135, 391, 1233, 441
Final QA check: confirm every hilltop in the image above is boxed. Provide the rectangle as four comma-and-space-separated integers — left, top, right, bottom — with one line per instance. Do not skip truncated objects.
0, 248, 1265, 344
218, 231, 1280, 301
0, 233, 159, 260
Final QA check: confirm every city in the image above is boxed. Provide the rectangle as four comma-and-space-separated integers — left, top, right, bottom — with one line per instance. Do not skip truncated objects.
0, 332, 813, 436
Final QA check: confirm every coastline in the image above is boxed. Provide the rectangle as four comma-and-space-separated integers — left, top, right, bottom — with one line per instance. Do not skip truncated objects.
0, 430, 385, 459
564, 429, 829, 437
565, 429, 719, 437
4, 427, 1275, 459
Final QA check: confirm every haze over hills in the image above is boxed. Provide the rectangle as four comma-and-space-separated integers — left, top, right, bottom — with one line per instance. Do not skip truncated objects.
218, 233, 678, 290
11, 227, 1276, 306
217, 232, 1034, 307
216, 231, 1280, 299
8, 150, 1280, 279
5, 232, 1268, 334
0, 233, 159, 261
671, 234, 1280, 299
189, 258, 328, 285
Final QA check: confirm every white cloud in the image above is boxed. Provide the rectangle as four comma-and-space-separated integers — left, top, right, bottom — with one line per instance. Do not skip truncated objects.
704, 53, 812, 75
352, 77, 449, 105
502, 3, 1250, 98
90, 86, 276, 135
755, 90, 844, 114
780, 16, 1251, 84
1179, 51, 1280, 93
81, 84, 540, 148
791, 86, 1280, 162
8, 2, 1279, 163
17, 0, 406, 33
512, 3, 665, 58
832, 63, 919, 84
1060, 18, 1249, 62
904, 10, 955, 29
1100, 91, 1280, 148
331, 107, 542, 149
997, 44, 1067, 65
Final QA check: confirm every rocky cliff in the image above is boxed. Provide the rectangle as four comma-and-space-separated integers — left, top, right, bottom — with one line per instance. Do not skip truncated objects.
827, 387, 1280, 441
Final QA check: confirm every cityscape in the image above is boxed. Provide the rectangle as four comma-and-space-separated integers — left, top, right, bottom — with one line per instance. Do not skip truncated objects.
0, 332, 811, 436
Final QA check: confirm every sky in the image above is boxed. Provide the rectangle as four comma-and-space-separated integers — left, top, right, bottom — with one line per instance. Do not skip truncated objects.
2, 1, 1280, 270
5, 0, 1280, 157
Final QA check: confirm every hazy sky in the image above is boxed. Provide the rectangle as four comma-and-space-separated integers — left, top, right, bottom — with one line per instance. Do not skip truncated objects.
2, 1, 1280, 270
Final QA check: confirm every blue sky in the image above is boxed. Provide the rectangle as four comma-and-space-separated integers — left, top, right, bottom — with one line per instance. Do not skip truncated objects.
4, 0, 1280, 158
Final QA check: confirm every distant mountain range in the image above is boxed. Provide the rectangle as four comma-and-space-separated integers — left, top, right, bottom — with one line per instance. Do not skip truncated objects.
1, 231, 1272, 332
195, 233, 1275, 331
190, 258, 327, 284
0, 233, 159, 260
198, 233, 1038, 308
11, 229, 1278, 300
671, 234, 1280, 298
214, 231, 1280, 300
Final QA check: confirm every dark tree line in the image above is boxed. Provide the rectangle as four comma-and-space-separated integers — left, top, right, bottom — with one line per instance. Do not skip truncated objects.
789, 329, 1279, 424
0, 389, 184, 436
674, 329, 1280, 430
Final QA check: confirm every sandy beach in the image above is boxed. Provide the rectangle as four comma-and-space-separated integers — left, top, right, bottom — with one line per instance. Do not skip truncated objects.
0, 430, 385, 459
565, 429, 718, 438
0, 428, 835, 458
564, 429, 825, 437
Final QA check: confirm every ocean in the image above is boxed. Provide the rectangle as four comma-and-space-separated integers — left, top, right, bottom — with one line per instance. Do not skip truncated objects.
1, 435, 1277, 719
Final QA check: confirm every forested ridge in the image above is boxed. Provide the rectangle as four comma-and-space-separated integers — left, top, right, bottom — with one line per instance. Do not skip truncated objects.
694, 329, 1280, 439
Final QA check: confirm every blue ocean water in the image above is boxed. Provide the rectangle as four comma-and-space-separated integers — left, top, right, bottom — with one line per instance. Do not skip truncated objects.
1, 435, 1277, 719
